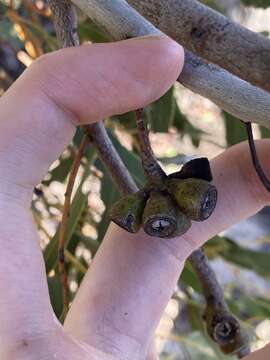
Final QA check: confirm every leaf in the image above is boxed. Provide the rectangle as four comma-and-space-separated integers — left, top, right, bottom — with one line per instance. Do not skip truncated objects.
44, 147, 95, 273
227, 292, 270, 320
43, 133, 94, 185
187, 301, 205, 332
43, 154, 74, 185
174, 105, 205, 147
223, 111, 247, 146
259, 125, 270, 139
47, 274, 63, 319
180, 262, 202, 294
78, 20, 110, 42
109, 130, 145, 187
0, 2, 7, 17
147, 86, 176, 133
206, 236, 270, 277
178, 332, 237, 360
113, 111, 137, 131
0, 17, 23, 49
95, 159, 120, 243
44, 185, 88, 273
183, 119, 205, 147
241, 0, 270, 8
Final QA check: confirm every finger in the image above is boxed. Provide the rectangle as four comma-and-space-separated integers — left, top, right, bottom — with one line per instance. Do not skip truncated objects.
0, 36, 183, 202
0, 36, 183, 352
245, 344, 270, 360
64, 140, 270, 358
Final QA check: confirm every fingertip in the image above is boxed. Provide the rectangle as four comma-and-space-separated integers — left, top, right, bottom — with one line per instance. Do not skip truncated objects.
22, 36, 185, 125
125, 35, 185, 102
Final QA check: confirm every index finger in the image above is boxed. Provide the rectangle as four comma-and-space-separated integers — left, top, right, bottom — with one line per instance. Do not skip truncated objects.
65, 140, 270, 358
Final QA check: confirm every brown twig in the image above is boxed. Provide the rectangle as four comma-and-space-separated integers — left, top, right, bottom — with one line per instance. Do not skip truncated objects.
189, 249, 250, 357
135, 109, 166, 184
58, 134, 89, 318
245, 122, 270, 192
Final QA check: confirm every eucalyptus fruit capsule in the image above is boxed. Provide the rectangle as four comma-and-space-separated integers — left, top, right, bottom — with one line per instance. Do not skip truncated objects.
110, 191, 147, 233
166, 178, 217, 221
142, 191, 191, 238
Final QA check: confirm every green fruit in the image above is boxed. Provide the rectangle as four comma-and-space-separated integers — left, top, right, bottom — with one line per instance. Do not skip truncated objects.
142, 191, 191, 238
167, 178, 217, 221
110, 191, 147, 233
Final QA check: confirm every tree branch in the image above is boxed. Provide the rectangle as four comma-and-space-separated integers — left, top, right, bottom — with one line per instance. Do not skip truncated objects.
179, 51, 270, 128
128, 0, 270, 92
135, 109, 166, 184
84, 123, 138, 194
71, 0, 270, 129
189, 250, 250, 358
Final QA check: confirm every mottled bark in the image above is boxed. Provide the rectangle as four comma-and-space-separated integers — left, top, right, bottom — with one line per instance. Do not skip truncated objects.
71, 0, 270, 128
190, 250, 250, 357
128, 0, 270, 92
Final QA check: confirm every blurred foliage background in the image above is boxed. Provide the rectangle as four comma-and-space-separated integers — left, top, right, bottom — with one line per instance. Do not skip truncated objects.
1, 0, 270, 359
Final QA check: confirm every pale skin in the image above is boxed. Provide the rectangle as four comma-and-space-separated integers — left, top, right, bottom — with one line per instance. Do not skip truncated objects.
0, 35, 269, 360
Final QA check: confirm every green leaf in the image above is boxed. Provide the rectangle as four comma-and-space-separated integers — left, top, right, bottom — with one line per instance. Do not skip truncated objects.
187, 301, 205, 332
174, 104, 204, 147
95, 159, 120, 243
44, 185, 88, 273
43, 154, 74, 185
147, 86, 176, 133
259, 125, 270, 139
207, 236, 270, 277
47, 274, 63, 319
180, 262, 202, 294
44, 147, 95, 273
0, 2, 7, 17
109, 130, 145, 187
241, 0, 270, 8
223, 111, 247, 146
0, 18, 23, 49
178, 332, 237, 360
113, 111, 137, 131
184, 119, 205, 147
227, 292, 270, 320
79, 20, 110, 42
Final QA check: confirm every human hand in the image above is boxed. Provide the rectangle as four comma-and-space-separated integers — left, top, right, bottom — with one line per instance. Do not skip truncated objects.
0, 36, 269, 360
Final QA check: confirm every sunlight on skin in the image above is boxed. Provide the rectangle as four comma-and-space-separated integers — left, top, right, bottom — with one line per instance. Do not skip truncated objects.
0, 35, 269, 359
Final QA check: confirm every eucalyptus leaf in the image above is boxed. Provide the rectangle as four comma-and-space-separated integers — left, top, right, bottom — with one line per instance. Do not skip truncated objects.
147, 86, 175, 133
47, 274, 63, 319
44, 185, 88, 273
207, 236, 270, 277
223, 111, 247, 146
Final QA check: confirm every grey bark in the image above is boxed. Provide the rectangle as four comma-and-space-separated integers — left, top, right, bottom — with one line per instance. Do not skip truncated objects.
128, 0, 270, 92
71, 0, 270, 128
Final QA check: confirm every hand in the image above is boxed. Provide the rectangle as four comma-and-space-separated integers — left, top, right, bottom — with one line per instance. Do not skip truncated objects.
0, 36, 268, 360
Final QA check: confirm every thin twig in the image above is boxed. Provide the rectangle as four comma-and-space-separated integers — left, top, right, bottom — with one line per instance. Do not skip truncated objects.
84, 123, 138, 194
245, 122, 270, 192
58, 134, 89, 318
189, 249, 250, 356
135, 109, 166, 183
